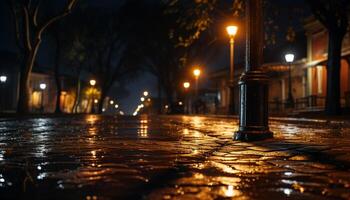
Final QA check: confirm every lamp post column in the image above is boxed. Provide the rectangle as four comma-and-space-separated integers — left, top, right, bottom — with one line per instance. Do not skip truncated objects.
287, 63, 294, 107
229, 37, 235, 115
233, 0, 273, 141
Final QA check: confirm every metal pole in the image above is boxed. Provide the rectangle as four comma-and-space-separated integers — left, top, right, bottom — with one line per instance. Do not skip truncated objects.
287, 63, 294, 108
195, 78, 198, 98
233, 0, 273, 141
229, 37, 235, 115
0, 83, 3, 112
41, 90, 44, 113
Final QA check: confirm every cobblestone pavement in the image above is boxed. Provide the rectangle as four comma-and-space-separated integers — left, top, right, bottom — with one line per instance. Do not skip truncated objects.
0, 115, 350, 200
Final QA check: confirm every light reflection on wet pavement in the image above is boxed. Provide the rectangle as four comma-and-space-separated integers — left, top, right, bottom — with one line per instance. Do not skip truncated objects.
0, 115, 350, 199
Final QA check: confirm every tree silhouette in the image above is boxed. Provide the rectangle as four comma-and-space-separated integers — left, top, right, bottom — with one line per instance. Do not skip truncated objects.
306, 0, 350, 115
7, 0, 78, 113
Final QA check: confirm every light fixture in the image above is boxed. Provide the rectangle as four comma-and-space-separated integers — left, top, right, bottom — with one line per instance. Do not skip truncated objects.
285, 53, 295, 63
183, 82, 190, 89
0, 75, 7, 83
226, 25, 238, 37
193, 69, 201, 77
39, 83, 47, 90
89, 79, 96, 86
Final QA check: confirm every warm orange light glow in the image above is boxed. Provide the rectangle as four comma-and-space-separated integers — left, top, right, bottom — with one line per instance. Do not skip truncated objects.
226, 25, 238, 37
183, 82, 190, 89
193, 69, 201, 77
89, 79, 96, 86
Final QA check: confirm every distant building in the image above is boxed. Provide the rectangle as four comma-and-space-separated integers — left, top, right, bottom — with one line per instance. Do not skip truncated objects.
0, 50, 93, 113
209, 17, 350, 115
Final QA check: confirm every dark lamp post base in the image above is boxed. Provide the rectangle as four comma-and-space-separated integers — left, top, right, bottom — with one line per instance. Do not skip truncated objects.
234, 70, 273, 141
233, 129, 273, 141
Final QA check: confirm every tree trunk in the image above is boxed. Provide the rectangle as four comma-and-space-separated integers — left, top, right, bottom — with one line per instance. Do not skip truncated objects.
325, 31, 344, 115
17, 43, 40, 114
54, 35, 62, 114
157, 77, 162, 114
98, 90, 107, 114
72, 78, 81, 113
17, 67, 31, 114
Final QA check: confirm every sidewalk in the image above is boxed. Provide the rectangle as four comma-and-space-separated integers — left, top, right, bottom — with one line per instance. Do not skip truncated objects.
0, 115, 349, 199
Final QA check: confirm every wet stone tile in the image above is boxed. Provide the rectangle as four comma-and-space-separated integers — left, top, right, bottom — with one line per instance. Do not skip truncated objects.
0, 115, 350, 199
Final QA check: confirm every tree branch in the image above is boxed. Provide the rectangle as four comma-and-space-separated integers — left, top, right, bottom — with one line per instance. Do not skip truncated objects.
7, 0, 25, 52
33, 0, 42, 27
37, 0, 77, 38
23, 6, 32, 51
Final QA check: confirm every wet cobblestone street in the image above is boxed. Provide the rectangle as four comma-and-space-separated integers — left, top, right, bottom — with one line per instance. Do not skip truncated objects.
0, 115, 350, 199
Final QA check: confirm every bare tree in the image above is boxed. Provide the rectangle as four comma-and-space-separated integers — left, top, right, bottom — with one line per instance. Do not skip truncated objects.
7, 0, 78, 113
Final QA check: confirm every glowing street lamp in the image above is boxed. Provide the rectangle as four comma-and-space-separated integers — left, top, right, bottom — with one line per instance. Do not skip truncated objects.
285, 53, 295, 108
193, 68, 201, 78
110, 100, 114, 105
94, 99, 98, 104
285, 53, 295, 63
39, 83, 47, 113
183, 82, 190, 89
39, 83, 47, 90
140, 97, 145, 102
89, 79, 96, 86
183, 81, 191, 114
114, 104, 119, 109
143, 91, 149, 96
0, 75, 7, 112
226, 25, 238, 115
193, 68, 201, 97
89, 79, 97, 113
0, 75, 7, 83
226, 25, 238, 37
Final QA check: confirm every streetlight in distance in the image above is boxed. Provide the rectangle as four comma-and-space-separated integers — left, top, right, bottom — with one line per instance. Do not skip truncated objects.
193, 68, 201, 97
110, 100, 114, 105
226, 25, 238, 115
0, 75, 7, 83
183, 81, 191, 114
89, 79, 96, 86
285, 53, 295, 108
89, 79, 96, 113
39, 83, 47, 113
0, 75, 7, 112
115, 104, 119, 109
140, 97, 145, 102
143, 91, 149, 96
183, 82, 190, 89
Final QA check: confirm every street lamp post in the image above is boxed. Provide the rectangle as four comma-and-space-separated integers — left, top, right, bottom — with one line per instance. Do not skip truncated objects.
285, 53, 295, 108
39, 83, 47, 113
89, 79, 96, 113
233, 0, 273, 141
183, 81, 190, 114
226, 25, 238, 115
90, 79, 97, 113
193, 68, 201, 97
0, 75, 7, 112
